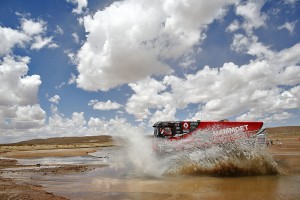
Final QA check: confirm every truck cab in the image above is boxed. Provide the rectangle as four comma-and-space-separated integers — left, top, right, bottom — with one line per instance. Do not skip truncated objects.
153, 121, 200, 138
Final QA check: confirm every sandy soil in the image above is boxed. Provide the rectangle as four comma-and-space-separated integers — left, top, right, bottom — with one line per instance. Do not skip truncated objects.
266, 126, 300, 174
0, 128, 299, 200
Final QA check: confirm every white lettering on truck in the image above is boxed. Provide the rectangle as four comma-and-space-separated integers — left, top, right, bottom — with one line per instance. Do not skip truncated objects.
213, 125, 249, 136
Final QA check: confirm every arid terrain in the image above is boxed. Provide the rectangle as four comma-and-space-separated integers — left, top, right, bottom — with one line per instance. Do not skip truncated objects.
0, 127, 299, 200
266, 126, 300, 174
0, 136, 114, 200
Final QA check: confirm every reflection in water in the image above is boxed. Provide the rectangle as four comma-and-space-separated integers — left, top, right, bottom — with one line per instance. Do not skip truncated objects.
88, 175, 300, 200
6, 169, 299, 200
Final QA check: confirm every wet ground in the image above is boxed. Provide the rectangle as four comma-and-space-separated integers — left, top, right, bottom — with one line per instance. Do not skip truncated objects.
2, 145, 300, 200
1, 130, 300, 200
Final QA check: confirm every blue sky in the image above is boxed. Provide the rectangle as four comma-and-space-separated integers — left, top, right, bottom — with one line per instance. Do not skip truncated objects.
0, 0, 299, 143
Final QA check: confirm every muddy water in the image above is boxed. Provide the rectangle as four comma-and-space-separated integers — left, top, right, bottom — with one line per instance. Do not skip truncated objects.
7, 170, 298, 200
3, 145, 300, 200
51, 174, 300, 200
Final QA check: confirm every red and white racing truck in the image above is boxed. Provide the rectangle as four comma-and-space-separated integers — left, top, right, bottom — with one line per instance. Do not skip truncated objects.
153, 120, 266, 153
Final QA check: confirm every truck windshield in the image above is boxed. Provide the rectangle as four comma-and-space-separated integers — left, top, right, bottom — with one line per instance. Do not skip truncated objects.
154, 126, 173, 138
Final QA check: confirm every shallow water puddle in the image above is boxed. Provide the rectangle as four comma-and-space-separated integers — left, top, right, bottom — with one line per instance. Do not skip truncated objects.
4, 168, 300, 200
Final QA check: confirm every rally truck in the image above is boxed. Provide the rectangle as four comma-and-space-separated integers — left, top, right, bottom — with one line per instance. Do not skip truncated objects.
152, 120, 266, 153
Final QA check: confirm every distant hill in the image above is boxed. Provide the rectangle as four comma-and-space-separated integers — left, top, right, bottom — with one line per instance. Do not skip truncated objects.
0, 135, 113, 146
266, 126, 300, 135
1, 126, 299, 146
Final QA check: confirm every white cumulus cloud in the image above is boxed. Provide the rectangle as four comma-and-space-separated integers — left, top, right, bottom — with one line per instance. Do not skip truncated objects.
235, 0, 267, 33
0, 17, 57, 55
75, 0, 236, 91
47, 111, 86, 135
0, 56, 46, 130
226, 20, 240, 32
67, 0, 88, 14
72, 32, 80, 44
126, 77, 173, 121
21, 18, 45, 36
88, 100, 122, 110
49, 95, 61, 104
278, 21, 298, 34
0, 26, 29, 56
126, 41, 300, 123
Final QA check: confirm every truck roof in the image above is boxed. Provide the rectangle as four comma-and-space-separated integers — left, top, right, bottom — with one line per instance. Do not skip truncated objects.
153, 120, 201, 127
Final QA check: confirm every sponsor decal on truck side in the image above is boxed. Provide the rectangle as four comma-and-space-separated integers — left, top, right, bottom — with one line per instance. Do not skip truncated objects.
212, 125, 250, 142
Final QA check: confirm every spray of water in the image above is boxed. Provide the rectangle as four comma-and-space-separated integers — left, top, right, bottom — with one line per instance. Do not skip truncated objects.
157, 129, 279, 176
125, 132, 165, 177
163, 143, 279, 176
121, 128, 279, 177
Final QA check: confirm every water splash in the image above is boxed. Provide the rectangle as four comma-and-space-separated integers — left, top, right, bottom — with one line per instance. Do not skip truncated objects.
163, 144, 278, 176
157, 130, 279, 176
122, 129, 279, 177
123, 131, 165, 177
